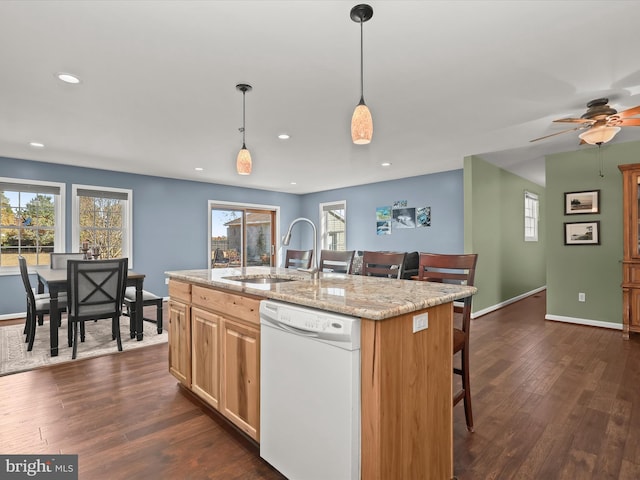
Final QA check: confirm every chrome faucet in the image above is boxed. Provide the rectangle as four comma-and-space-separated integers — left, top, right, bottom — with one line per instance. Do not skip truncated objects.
282, 217, 319, 280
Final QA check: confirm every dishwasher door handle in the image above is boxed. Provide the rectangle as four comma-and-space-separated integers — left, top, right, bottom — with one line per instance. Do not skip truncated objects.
266, 318, 320, 338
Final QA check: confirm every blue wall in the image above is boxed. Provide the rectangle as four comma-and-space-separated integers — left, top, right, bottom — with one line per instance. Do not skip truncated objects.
1, 157, 464, 316
300, 170, 464, 254
0, 156, 301, 316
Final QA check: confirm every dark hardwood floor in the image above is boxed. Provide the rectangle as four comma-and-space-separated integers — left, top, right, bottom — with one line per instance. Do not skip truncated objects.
1, 292, 639, 479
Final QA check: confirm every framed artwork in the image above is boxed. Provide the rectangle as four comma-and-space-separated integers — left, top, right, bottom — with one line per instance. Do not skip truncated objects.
565, 190, 600, 215
564, 221, 600, 245
391, 207, 416, 229
416, 206, 431, 227
376, 220, 391, 235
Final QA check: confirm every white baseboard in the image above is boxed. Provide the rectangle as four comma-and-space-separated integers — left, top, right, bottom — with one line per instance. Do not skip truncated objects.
0, 312, 25, 321
545, 314, 622, 331
471, 286, 546, 319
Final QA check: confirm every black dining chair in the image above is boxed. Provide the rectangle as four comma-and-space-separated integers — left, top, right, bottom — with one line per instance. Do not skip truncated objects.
50, 252, 85, 269
123, 287, 164, 334
66, 258, 128, 359
18, 255, 68, 351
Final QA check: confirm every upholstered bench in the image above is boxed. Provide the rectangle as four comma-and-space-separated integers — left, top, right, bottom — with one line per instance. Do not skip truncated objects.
123, 287, 163, 334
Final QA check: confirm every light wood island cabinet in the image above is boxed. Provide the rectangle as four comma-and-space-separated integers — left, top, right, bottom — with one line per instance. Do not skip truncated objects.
168, 279, 262, 441
168, 280, 191, 386
191, 306, 221, 409
167, 267, 477, 479
221, 316, 260, 440
619, 163, 640, 338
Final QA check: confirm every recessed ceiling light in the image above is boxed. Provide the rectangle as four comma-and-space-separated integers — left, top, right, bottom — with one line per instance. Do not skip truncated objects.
56, 72, 81, 84
381, 162, 392, 167
195, 167, 204, 171
29, 142, 45, 148
278, 134, 290, 140
290, 182, 297, 185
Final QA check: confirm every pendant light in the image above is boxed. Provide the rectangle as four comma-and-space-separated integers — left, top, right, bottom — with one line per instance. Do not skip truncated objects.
350, 4, 374, 145
236, 83, 252, 175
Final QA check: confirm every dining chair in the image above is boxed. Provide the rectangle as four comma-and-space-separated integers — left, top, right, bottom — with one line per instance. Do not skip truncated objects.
123, 287, 163, 334
50, 252, 85, 269
284, 249, 313, 269
66, 258, 128, 359
361, 251, 406, 279
18, 256, 68, 351
319, 249, 355, 274
417, 252, 478, 432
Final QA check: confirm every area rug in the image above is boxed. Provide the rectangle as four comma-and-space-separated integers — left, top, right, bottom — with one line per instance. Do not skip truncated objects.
0, 315, 167, 376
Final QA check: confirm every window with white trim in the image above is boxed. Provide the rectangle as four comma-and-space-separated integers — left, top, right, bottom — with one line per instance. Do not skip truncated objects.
72, 185, 132, 264
0, 178, 65, 269
319, 201, 346, 250
524, 191, 539, 242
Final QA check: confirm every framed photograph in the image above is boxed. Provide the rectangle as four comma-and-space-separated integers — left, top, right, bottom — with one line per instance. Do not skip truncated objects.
564, 221, 600, 245
564, 190, 600, 215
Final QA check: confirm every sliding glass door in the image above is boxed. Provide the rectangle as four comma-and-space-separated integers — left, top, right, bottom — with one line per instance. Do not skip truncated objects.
210, 204, 276, 268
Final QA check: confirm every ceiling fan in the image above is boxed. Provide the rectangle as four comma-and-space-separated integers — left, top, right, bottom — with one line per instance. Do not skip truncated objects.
530, 98, 640, 145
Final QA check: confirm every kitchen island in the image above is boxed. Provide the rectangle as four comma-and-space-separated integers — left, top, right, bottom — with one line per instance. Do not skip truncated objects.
166, 266, 476, 480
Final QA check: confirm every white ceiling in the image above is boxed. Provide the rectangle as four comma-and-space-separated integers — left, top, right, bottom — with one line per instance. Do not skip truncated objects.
1, 0, 640, 194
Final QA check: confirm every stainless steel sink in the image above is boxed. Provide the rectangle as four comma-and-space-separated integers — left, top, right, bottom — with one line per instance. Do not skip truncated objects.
222, 275, 296, 284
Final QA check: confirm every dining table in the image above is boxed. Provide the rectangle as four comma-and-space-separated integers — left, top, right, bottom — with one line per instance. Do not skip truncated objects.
36, 267, 146, 357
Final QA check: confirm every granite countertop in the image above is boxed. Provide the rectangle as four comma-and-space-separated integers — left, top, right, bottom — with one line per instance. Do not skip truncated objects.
166, 267, 477, 320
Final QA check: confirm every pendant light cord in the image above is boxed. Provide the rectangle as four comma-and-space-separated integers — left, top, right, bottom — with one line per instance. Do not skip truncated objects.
359, 19, 365, 103
241, 90, 247, 148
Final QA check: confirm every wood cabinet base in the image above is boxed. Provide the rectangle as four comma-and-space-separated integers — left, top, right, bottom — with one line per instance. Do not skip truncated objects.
361, 302, 453, 480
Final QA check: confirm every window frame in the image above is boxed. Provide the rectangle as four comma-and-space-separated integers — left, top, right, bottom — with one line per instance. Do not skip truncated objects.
319, 200, 347, 251
208, 200, 280, 268
0, 177, 65, 275
524, 190, 539, 242
71, 184, 133, 268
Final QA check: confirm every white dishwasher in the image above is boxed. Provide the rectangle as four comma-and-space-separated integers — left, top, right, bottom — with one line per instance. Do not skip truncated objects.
259, 299, 361, 480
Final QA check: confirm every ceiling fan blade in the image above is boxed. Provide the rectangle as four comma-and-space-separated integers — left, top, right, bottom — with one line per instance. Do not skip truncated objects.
616, 105, 640, 118
553, 117, 594, 124
618, 118, 640, 127
530, 125, 587, 142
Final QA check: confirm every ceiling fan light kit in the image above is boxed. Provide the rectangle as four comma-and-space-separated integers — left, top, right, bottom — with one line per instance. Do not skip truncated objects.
578, 125, 621, 145
236, 83, 252, 175
350, 4, 374, 145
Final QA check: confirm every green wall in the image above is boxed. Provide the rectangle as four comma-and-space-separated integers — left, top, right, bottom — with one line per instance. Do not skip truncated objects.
465, 155, 546, 314
545, 140, 640, 326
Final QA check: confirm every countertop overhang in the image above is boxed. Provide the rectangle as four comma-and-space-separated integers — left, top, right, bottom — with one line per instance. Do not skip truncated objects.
166, 267, 477, 320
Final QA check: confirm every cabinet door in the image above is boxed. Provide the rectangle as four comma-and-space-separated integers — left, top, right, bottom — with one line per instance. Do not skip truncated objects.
168, 299, 191, 386
630, 289, 640, 331
191, 307, 221, 409
221, 318, 260, 441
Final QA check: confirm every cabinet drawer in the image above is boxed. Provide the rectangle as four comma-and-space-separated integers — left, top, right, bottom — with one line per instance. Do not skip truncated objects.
169, 280, 191, 303
192, 285, 260, 326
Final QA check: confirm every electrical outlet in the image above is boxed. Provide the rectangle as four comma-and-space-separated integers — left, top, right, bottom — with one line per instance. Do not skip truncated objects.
165, 277, 169, 285
578, 292, 585, 302
413, 313, 429, 333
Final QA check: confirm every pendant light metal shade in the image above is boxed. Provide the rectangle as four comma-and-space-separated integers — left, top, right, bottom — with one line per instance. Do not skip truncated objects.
350, 4, 373, 145
236, 83, 252, 175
